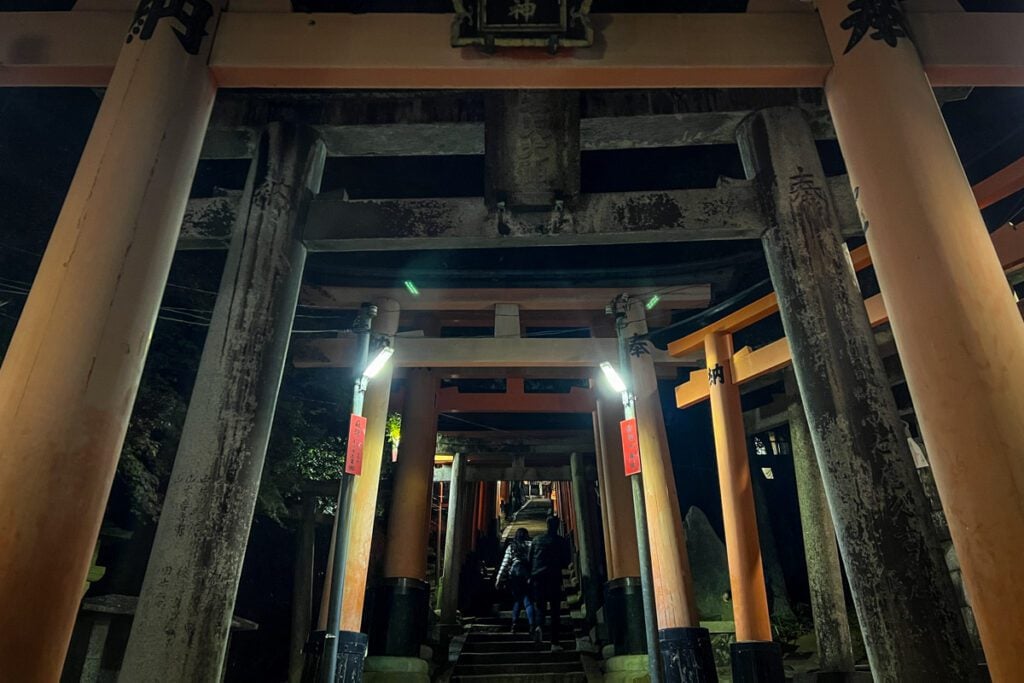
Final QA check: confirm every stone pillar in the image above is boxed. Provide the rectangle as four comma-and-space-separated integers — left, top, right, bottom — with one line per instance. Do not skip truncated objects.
120, 122, 323, 682
440, 454, 469, 624
737, 105, 977, 679
704, 332, 783, 680
484, 91, 580, 209
378, 368, 439, 657
339, 299, 401, 633
0, 5, 221, 678
816, 5, 1024, 677
787, 391, 854, 674
570, 453, 600, 626
290, 497, 318, 683
623, 300, 715, 680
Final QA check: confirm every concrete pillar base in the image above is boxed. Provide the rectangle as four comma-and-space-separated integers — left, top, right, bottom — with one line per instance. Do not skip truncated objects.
603, 654, 650, 682
369, 578, 429, 657
301, 630, 368, 683
605, 578, 645, 656
659, 627, 718, 683
363, 656, 429, 683
730, 641, 784, 683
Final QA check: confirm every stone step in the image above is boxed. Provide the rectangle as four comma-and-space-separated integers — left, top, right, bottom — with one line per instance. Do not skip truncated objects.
451, 673, 587, 683
461, 641, 578, 654
457, 650, 581, 664
454, 661, 584, 676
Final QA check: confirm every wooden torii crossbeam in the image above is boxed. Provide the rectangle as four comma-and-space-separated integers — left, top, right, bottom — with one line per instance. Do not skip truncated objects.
3, 10, 1023, 88
672, 232, 1024, 408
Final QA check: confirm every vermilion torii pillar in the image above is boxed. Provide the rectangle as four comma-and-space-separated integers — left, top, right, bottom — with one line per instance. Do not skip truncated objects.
121, 122, 325, 682
0, 4, 222, 680
622, 299, 714, 681
703, 332, 782, 680
378, 368, 439, 660
594, 397, 645, 657
594, 398, 641, 581
340, 299, 400, 635
737, 105, 977, 678
815, 3, 1024, 675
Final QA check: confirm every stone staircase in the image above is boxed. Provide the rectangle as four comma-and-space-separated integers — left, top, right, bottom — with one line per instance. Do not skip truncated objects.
449, 496, 590, 682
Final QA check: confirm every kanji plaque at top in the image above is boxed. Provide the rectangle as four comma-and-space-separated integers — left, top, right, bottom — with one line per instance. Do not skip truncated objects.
451, 0, 594, 52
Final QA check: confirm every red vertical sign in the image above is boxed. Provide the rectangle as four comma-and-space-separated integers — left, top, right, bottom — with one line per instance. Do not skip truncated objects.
345, 414, 368, 476
620, 417, 642, 476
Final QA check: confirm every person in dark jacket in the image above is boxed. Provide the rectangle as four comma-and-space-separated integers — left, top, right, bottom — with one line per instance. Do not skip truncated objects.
495, 527, 535, 633
528, 515, 572, 651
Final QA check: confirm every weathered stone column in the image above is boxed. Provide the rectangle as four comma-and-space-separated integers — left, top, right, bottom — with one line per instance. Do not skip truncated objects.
704, 332, 783, 681
787, 388, 854, 674
339, 299, 401, 633
570, 453, 600, 627
736, 105, 977, 679
121, 123, 324, 682
0, 6, 221, 679
377, 368, 439, 658
815, 5, 1024, 678
623, 300, 715, 681
439, 454, 470, 624
290, 496, 318, 683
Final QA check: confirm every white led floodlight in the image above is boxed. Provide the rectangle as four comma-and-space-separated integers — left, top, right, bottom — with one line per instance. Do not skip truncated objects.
363, 346, 395, 380
599, 361, 627, 394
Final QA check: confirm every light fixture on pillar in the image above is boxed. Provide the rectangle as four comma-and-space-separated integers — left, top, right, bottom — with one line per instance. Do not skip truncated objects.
599, 361, 628, 395
363, 345, 395, 381
320, 304, 399, 683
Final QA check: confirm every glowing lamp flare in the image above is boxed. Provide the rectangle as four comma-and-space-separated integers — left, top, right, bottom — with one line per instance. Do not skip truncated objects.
363, 346, 395, 379
599, 361, 627, 394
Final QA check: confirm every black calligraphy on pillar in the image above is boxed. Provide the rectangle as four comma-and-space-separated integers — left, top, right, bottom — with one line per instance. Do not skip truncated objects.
708, 364, 725, 386
839, 0, 910, 54
788, 167, 830, 234
126, 0, 214, 55
628, 335, 651, 358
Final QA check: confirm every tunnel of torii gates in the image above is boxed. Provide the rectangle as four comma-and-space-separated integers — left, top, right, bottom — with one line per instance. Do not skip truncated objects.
3, 1, 1024, 682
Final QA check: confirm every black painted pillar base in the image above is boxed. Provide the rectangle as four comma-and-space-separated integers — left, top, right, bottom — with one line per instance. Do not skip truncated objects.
730, 641, 784, 683
300, 630, 369, 683
369, 577, 430, 657
660, 627, 718, 683
604, 577, 645, 655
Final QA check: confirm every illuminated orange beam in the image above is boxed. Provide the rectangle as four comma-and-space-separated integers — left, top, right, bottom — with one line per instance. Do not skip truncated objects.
973, 157, 1024, 209
668, 170, 1022, 359
436, 378, 595, 414
675, 292, 889, 409
5, 11, 1024, 88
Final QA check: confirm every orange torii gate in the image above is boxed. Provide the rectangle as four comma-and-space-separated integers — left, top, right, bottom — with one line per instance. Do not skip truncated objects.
1, 2, 1024, 680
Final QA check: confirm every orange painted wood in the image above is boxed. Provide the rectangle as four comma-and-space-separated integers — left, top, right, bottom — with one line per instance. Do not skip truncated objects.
436, 379, 595, 414
705, 332, 773, 642
7, 11, 1024, 88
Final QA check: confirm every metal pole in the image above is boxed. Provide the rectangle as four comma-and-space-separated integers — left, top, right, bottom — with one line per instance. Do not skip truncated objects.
322, 303, 376, 683
614, 301, 663, 683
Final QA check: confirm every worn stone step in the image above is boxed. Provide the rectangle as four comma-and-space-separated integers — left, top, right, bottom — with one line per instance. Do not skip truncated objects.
454, 661, 584, 676
461, 640, 578, 654
457, 649, 580, 664
452, 674, 586, 683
